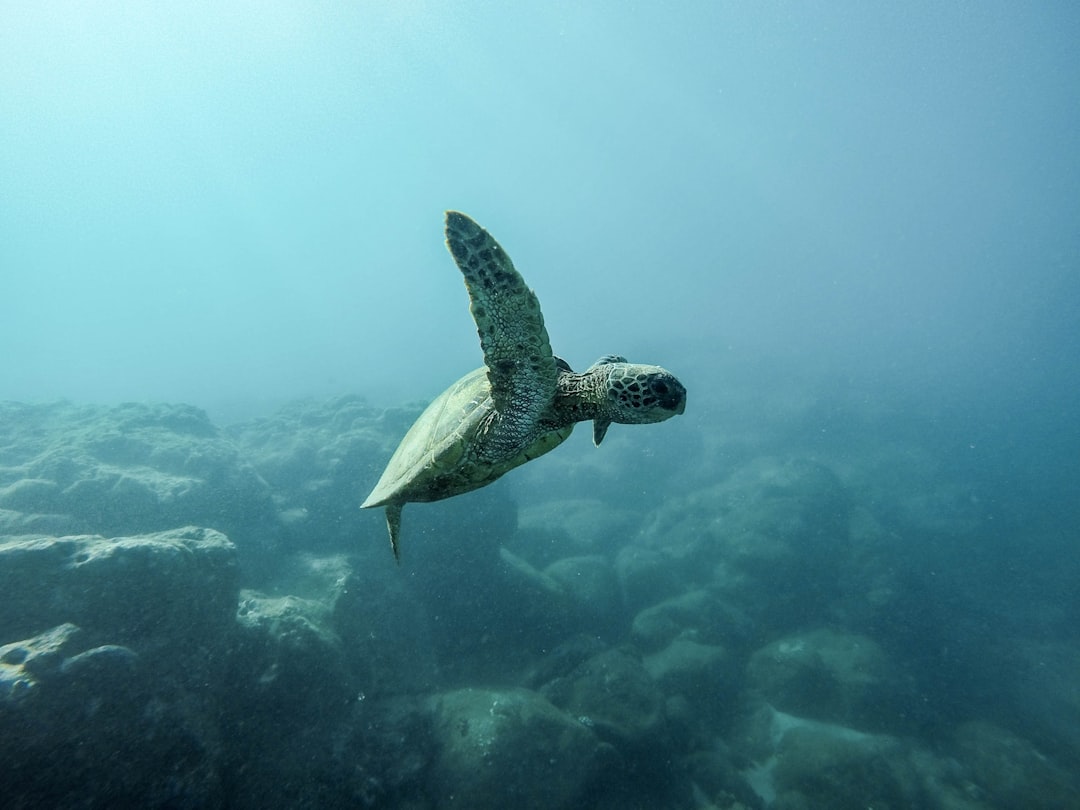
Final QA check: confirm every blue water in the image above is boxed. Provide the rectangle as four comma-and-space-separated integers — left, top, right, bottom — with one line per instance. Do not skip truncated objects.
2, 3, 1078, 808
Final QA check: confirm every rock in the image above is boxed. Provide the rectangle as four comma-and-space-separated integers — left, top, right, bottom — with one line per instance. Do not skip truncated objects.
0, 477, 63, 512
544, 554, 623, 636
631, 588, 751, 653
745, 628, 905, 732
0, 401, 276, 546
832, 506, 906, 630
427, 687, 606, 810
220, 592, 367, 810
0, 623, 86, 703
507, 522, 578, 571
226, 395, 397, 551
0, 524, 239, 809
523, 635, 609, 690
230, 591, 354, 715
770, 723, 918, 810
1000, 639, 1080, 762
0, 507, 85, 536
735, 705, 1050, 810
952, 721, 1079, 809
333, 696, 437, 809
515, 498, 640, 564
394, 541, 578, 686
540, 647, 667, 754
683, 744, 764, 810
0, 623, 224, 807
631, 590, 710, 652
0, 527, 239, 652
634, 457, 850, 636
738, 704, 917, 809
644, 638, 736, 724
615, 545, 686, 613
332, 568, 440, 698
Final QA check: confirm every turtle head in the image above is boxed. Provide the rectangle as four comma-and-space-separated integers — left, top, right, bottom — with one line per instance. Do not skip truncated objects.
588, 356, 686, 445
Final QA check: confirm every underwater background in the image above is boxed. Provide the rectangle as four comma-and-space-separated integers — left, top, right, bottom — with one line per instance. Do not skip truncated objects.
1, 2, 1078, 808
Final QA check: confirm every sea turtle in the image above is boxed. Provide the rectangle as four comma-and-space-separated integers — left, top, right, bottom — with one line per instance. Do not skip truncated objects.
362, 211, 687, 560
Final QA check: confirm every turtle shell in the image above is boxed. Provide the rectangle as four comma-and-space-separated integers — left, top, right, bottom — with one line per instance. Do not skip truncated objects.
363, 366, 574, 510
363, 367, 492, 508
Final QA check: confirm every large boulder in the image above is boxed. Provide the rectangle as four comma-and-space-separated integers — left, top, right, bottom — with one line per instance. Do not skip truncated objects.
332, 566, 441, 698
737, 704, 919, 810
998, 639, 1080, 763
427, 687, 607, 810
633, 457, 850, 638
539, 647, 668, 754
543, 554, 624, 638
644, 638, 736, 726
630, 587, 753, 653
220, 591, 364, 810
734, 702, 1074, 810
513, 498, 641, 566
225, 395, 406, 551
0, 526, 239, 654
0, 401, 276, 546
952, 721, 1079, 809
745, 628, 909, 733
769, 723, 919, 810
1, 623, 225, 807
230, 592, 354, 714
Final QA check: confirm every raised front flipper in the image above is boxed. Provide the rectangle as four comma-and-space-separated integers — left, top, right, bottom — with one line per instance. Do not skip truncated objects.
444, 211, 558, 455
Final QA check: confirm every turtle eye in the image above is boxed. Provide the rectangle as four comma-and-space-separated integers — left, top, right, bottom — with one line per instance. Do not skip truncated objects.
652, 380, 669, 396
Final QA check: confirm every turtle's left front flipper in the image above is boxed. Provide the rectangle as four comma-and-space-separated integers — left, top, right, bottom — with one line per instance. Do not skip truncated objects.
444, 211, 558, 449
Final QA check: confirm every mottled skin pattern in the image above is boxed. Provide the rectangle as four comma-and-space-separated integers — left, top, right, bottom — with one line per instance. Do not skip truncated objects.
446, 210, 558, 462
362, 212, 687, 560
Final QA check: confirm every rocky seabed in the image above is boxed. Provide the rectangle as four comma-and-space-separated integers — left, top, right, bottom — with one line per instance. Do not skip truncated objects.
1, 399, 1077, 809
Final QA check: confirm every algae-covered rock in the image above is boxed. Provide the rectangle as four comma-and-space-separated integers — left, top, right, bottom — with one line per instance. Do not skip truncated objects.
230, 592, 353, 714
0, 526, 238, 648
631, 587, 751, 653
770, 723, 918, 810
644, 638, 736, 724
226, 395, 399, 550
1002, 639, 1080, 762
544, 554, 623, 636
0, 623, 88, 704
614, 544, 686, 613
738, 704, 917, 810
0, 623, 224, 807
745, 628, 904, 732
953, 721, 1080, 809
427, 687, 606, 810
540, 647, 667, 753
221, 591, 375, 810
0, 401, 276, 545
332, 567, 440, 698
516, 498, 641, 564
634, 457, 850, 636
